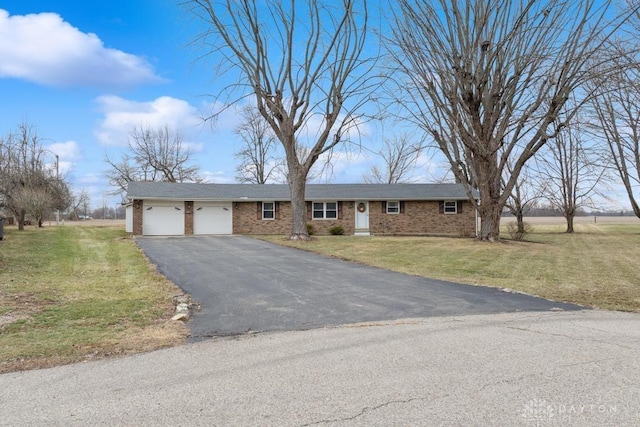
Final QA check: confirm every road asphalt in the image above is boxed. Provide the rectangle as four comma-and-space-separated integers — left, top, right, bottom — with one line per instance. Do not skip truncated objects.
134, 236, 582, 339
2, 310, 640, 426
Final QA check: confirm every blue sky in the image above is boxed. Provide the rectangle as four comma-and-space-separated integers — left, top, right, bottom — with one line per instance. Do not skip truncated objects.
0, 1, 439, 209
0, 1, 632, 212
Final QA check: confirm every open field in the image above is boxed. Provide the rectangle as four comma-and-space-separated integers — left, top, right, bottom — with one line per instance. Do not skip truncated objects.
259, 216, 640, 312
41, 219, 126, 227
504, 215, 640, 226
0, 224, 187, 373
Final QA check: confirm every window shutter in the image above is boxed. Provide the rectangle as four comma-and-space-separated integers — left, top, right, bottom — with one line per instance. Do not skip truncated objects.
306, 201, 312, 220
439, 201, 444, 214
338, 201, 343, 219
257, 202, 262, 220
457, 201, 463, 214
381, 201, 387, 213
275, 202, 280, 220
400, 201, 405, 214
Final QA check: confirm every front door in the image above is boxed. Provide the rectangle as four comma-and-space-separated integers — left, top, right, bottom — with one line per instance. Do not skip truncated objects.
354, 201, 370, 235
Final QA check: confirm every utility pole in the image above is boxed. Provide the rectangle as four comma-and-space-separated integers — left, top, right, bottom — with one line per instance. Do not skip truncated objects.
55, 154, 60, 225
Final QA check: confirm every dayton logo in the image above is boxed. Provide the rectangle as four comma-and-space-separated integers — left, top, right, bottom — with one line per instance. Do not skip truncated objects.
522, 398, 554, 426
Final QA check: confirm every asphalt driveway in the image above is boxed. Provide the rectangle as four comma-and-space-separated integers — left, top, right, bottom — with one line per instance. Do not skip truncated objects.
136, 236, 583, 339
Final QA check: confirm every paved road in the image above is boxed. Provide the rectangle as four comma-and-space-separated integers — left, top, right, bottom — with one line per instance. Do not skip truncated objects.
135, 236, 582, 339
2, 310, 640, 426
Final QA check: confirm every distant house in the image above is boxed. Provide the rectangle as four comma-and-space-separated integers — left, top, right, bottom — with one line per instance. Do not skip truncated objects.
125, 182, 478, 237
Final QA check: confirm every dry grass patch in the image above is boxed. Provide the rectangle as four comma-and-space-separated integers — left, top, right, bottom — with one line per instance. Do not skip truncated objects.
0, 225, 187, 373
258, 220, 640, 312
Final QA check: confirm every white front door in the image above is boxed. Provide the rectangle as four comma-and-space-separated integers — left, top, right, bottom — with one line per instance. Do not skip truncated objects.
354, 201, 370, 235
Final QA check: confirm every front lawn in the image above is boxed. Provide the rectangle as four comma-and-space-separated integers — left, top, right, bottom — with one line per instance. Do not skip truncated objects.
0, 225, 187, 373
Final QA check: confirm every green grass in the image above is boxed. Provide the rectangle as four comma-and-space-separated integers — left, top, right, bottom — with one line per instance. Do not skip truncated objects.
258, 221, 640, 312
0, 225, 186, 373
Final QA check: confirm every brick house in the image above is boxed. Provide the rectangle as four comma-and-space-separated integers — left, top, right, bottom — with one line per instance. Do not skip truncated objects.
126, 182, 478, 237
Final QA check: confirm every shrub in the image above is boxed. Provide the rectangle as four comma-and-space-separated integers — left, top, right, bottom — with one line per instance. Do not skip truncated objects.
506, 221, 533, 241
306, 223, 314, 235
329, 225, 344, 235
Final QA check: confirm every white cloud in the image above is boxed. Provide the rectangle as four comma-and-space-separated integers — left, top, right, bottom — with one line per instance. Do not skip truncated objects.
46, 140, 81, 161
296, 113, 373, 148
0, 9, 164, 88
43, 140, 82, 176
94, 95, 202, 146
309, 150, 371, 183
201, 170, 235, 184
78, 173, 103, 185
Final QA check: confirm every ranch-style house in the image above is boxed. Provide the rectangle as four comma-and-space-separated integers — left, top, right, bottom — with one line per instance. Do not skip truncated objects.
125, 181, 478, 237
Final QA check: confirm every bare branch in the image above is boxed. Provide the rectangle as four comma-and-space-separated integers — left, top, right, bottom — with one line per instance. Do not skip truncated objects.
363, 134, 422, 184
186, 0, 381, 239
105, 125, 201, 199
387, 0, 635, 240
233, 105, 285, 184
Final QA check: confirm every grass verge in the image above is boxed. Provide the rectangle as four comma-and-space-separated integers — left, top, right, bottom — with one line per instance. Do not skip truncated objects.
0, 225, 187, 373
258, 221, 640, 312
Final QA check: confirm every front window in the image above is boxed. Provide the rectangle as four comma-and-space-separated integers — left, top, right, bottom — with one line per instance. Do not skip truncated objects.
313, 202, 337, 219
263, 202, 274, 219
386, 201, 400, 214
444, 201, 457, 214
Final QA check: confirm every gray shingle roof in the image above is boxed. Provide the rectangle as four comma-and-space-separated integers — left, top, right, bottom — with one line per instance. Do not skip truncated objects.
126, 181, 477, 201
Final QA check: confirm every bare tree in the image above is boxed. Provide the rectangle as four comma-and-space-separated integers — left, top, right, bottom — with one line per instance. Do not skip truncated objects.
187, 0, 379, 240
504, 162, 545, 237
105, 125, 201, 198
12, 186, 53, 230
590, 37, 640, 218
69, 189, 91, 220
234, 105, 284, 184
0, 122, 71, 230
363, 134, 422, 184
537, 118, 610, 232
388, 0, 634, 241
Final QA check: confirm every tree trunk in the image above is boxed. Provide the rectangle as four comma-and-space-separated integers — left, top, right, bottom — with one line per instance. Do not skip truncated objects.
288, 167, 310, 240
17, 209, 25, 231
565, 214, 575, 233
475, 156, 504, 242
478, 202, 502, 242
516, 210, 525, 234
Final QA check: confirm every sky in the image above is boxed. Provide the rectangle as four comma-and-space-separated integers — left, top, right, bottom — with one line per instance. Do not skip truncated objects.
0, 0, 440, 210
0, 1, 632, 212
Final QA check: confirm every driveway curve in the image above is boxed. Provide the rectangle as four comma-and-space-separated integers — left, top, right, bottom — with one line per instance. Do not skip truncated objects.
136, 236, 582, 339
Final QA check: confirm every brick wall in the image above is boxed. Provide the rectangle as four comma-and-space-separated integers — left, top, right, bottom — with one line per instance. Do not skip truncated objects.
233, 200, 476, 237
132, 199, 143, 235
184, 201, 194, 235
233, 201, 355, 235
369, 200, 476, 237
233, 201, 292, 235
313, 201, 355, 236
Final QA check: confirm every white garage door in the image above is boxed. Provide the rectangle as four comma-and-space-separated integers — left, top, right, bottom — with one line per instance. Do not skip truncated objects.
143, 201, 185, 236
194, 202, 233, 235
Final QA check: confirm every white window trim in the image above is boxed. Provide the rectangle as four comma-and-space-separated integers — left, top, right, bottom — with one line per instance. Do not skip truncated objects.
262, 202, 275, 220
312, 201, 338, 220
386, 201, 400, 214
444, 201, 458, 215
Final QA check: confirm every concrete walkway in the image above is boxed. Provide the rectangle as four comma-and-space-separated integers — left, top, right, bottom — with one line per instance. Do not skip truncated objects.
2, 310, 640, 426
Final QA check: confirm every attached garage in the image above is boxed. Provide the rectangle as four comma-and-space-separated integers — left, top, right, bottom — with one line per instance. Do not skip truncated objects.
194, 202, 233, 235
142, 201, 185, 236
